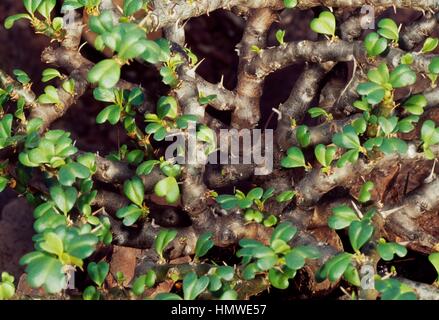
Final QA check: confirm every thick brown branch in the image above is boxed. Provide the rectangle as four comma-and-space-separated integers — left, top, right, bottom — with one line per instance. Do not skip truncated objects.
384, 177, 439, 252
232, 8, 276, 128
295, 145, 439, 208
401, 12, 439, 51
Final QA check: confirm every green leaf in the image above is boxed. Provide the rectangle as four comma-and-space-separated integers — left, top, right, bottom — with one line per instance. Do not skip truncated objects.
118, 33, 149, 61
88, 10, 114, 34
93, 88, 115, 103
0, 177, 8, 193
364, 32, 387, 57
116, 204, 143, 226
275, 190, 296, 203
19, 251, 66, 294
285, 245, 321, 270
296, 125, 310, 147
24, 0, 43, 14
87, 261, 109, 287
77, 153, 97, 173
176, 115, 198, 129
421, 120, 439, 147
281, 147, 306, 168
314, 144, 336, 168
160, 66, 178, 87
52, 17, 64, 32
429, 57, 439, 74
0, 272, 15, 300
283, 0, 297, 8
123, 0, 143, 16
270, 239, 289, 254
308, 107, 329, 119
39, 232, 64, 257
275, 29, 285, 45
263, 215, 278, 227
42, 68, 61, 82
367, 63, 389, 85
244, 209, 263, 223
246, 187, 263, 201
59, 162, 90, 186
349, 220, 374, 252
271, 222, 297, 244
26, 118, 43, 134
357, 82, 385, 105
13, 69, 30, 84
83, 286, 100, 300
353, 98, 371, 112
316, 252, 352, 283
183, 272, 209, 300
377, 18, 399, 41
375, 278, 417, 300
157, 96, 178, 119
124, 176, 144, 207
155, 293, 183, 300
88, 59, 121, 89
377, 242, 407, 261
125, 150, 143, 166
160, 163, 181, 178
268, 268, 290, 289
50, 185, 77, 215
310, 11, 336, 37
402, 95, 427, 115
132, 270, 157, 296
208, 274, 222, 292
198, 94, 217, 106
262, 187, 275, 201
37, 0, 56, 20
155, 229, 178, 260
400, 53, 414, 65
389, 65, 416, 88
195, 232, 214, 259
378, 116, 398, 135
197, 125, 216, 154
352, 117, 367, 134
379, 137, 407, 155
428, 252, 439, 281
154, 177, 180, 204
127, 88, 144, 106
343, 264, 361, 287
38, 86, 60, 105
216, 195, 238, 210
140, 40, 162, 64
62, 79, 75, 95
397, 115, 419, 133
421, 37, 439, 53
358, 181, 374, 203
0, 114, 13, 147
333, 125, 361, 150
253, 247, 277, 270
4, 14, 31, 29
96, 105, 121, 125
63, 229, 98, 259
242, 263, 260, 280
219, 289, 238, 300
328, 205, 359, 230
33, 209, 67, 234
